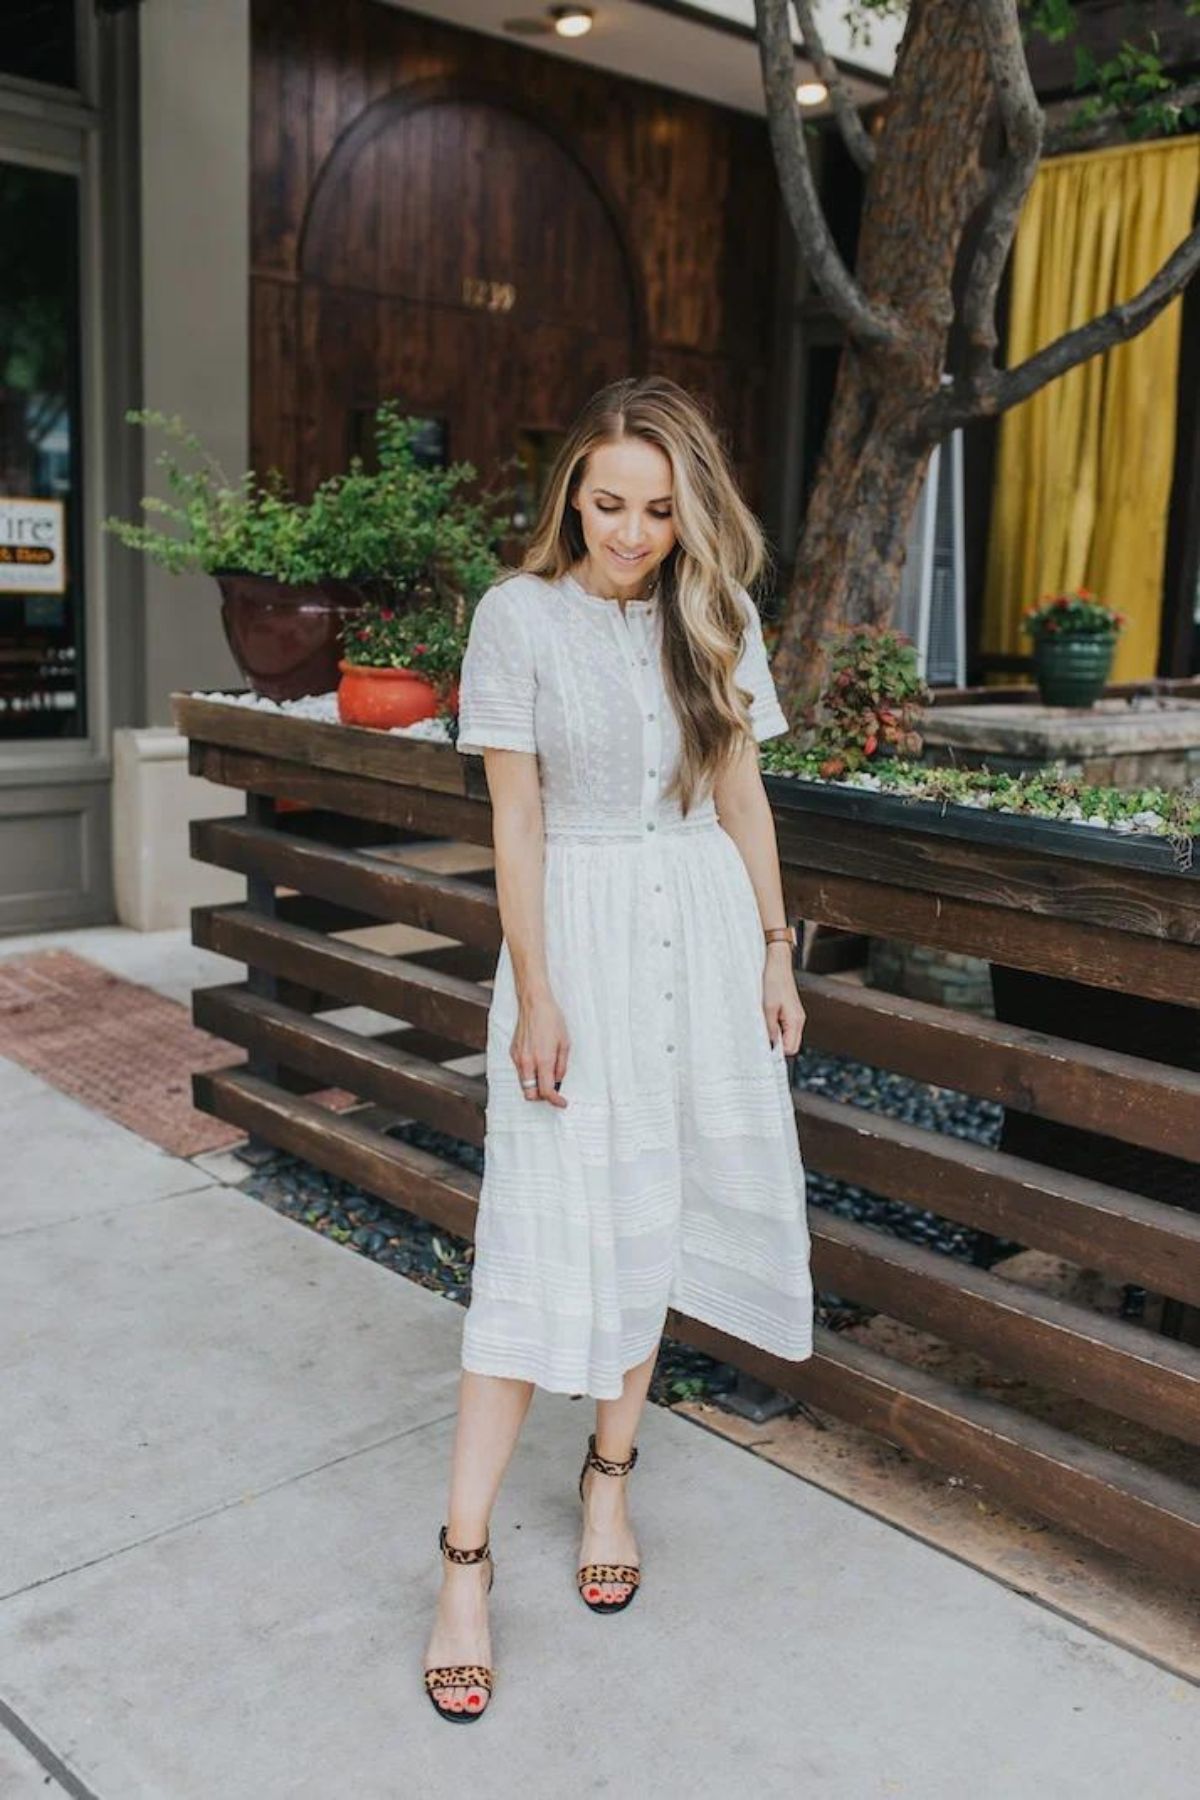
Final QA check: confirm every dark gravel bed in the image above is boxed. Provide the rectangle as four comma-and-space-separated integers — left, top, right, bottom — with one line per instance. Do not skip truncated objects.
237, 1053, 1009, 1405
795, 1046, 1011, 1275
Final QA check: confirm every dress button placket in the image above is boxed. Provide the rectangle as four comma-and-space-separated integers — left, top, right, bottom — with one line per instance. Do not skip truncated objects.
614, 605, 677, 1072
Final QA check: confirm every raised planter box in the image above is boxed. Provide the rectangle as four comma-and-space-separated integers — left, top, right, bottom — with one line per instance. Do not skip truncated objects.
173, 691, 1200, 1586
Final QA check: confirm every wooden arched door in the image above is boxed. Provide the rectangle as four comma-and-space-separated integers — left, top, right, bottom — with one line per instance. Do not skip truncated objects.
298, 87, 643, 522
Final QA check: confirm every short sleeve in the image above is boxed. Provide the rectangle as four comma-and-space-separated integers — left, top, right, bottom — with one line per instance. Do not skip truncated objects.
455, 581, 538, 756
733, 585, 790, 743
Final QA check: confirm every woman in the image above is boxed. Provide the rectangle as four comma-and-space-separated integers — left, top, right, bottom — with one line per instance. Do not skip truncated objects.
422, 375, 813, 1722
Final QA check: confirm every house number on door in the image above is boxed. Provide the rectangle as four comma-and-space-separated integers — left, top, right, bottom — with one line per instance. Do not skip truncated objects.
462, 278, 516, 312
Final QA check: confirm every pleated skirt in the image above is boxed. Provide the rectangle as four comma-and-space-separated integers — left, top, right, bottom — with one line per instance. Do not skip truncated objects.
459, 817, 814, 1400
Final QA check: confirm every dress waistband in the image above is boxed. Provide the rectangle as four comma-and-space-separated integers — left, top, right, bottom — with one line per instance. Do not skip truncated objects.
545, 813, 720, 844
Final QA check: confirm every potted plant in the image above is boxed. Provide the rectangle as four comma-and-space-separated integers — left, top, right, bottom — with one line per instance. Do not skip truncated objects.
104, 403, 510, 701
1021, 588, 1126, 709
338, 601, 467, 730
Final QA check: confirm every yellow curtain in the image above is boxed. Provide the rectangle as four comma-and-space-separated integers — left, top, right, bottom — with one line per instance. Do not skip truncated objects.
982, 135, 1200, 682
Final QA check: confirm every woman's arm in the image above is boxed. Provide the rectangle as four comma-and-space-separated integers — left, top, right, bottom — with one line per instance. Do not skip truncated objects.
482, 747, 571, 1107
713, 736, 807, 1055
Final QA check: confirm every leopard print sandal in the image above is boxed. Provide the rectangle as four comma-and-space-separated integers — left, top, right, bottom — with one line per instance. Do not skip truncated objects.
423, 1524, 495, 1722
576, 1432, 641, 1615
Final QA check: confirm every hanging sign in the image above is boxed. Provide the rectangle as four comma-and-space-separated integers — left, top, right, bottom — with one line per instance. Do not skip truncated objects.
0, 497, 67, 594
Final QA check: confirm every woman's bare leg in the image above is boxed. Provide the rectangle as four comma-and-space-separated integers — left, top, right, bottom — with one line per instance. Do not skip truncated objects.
424, 1369, 535, 1713
579, 1340, 658, 1606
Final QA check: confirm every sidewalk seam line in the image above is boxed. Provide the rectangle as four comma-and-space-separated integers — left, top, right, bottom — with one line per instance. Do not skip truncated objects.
0, 1697, 102, 1800
0, 1408, 459, 1607
0, 1178, 218, 1245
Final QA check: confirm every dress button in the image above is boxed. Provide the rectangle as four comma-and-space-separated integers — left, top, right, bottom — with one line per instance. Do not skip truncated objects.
662, 938, 671, 947
639, 656, 648, 665
647, 768, 656, 777
666, 1043, 675, 1053
665, 991, 673, 1000
647, 711, 656, 721
646, 821, 656, 831
653, 884, 662, 892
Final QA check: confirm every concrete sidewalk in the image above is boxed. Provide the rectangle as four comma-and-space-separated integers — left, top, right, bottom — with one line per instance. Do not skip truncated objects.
2, 934, 1198, 1798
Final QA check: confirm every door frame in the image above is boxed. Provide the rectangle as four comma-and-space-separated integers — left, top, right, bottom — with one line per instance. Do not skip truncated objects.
0, 2, 140, 929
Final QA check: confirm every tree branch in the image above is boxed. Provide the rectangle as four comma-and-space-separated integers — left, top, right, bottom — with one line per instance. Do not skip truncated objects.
993, 221, 1200, 410
790, 0, 876, 175
753, 0, 902, 348
927, 219, 1200, 433
960, 0, 1044, 377
1043, 79, 1200, 155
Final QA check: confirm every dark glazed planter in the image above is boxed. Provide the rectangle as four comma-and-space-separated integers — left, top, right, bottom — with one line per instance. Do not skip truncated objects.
214, 573, 368, 701
1032, 633, 1116, 708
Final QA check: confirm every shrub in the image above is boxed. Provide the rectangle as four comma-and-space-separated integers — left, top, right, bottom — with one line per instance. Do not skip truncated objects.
801, 621, 931, 777
104, 402, 513, 604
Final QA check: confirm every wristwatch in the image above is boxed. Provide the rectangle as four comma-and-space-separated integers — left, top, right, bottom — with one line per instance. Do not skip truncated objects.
764, 925, 797, 947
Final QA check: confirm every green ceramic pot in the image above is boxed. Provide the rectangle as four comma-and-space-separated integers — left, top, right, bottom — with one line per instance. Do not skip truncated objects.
1032, 633, 1116, 708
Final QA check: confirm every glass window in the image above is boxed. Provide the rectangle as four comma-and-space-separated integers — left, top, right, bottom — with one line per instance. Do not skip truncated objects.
0, 158, 85, 738
0, 2, 78, 91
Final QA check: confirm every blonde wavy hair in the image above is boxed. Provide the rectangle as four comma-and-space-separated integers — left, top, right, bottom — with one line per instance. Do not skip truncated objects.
514, 374, 774, 815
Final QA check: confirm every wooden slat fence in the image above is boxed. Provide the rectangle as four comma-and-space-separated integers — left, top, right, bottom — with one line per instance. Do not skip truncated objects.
175, 693, 1200, 1585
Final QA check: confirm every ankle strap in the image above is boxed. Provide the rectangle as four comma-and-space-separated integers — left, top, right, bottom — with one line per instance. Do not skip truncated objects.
585, 1431, 638, 1478
439, 1523, 491, 1563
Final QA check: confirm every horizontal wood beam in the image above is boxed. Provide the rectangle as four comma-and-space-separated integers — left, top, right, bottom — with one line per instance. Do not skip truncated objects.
785, 869, 1200, 1007
775, 808, 1200, 946
191, 819, 503, 948
797, 972, 1200, 1160
810, 1210, 1200, 1446
194, 985, 484, 1143
193, 905, 492, 1043
194, 1067, 481, 1239
189, 741, 493, 845
176, 693, 475, 796
797, 1093, 1200, 1305
272, 894, 497, 976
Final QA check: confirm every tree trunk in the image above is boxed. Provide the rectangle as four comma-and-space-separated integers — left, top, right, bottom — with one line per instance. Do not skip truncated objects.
771, 0, 994, 712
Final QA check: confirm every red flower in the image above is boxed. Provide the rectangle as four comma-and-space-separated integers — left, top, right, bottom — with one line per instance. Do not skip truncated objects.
380, 608, 394, 621
413, 642, 428, 654
357, 629, 370, 640
864, 734, 878, 756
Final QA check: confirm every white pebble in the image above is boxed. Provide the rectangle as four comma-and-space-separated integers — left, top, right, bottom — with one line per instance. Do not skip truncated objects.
193, 688, 454, 741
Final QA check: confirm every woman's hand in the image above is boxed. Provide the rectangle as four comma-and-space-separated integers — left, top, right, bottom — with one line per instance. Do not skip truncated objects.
762, 942, 806, 1056
512, 990, 571, 1107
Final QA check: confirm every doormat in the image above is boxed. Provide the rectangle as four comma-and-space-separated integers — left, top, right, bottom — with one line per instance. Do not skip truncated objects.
0, 949, 350, 1159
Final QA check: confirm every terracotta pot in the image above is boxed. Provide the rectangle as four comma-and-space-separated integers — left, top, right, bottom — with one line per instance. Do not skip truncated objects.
215, 573, 369, 701
337, 660, 460, 731
1032, 633, 1116, 708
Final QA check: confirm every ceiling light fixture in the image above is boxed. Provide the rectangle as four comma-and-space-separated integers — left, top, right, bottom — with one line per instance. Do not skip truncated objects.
795, 80, 829, 107
551, 5, 594, 35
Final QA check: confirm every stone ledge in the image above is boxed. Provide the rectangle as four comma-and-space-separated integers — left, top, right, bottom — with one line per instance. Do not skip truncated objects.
922, 698, 1200, 759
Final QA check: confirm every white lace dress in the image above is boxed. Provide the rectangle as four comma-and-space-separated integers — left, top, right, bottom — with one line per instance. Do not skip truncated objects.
454, 568, 813, 1399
